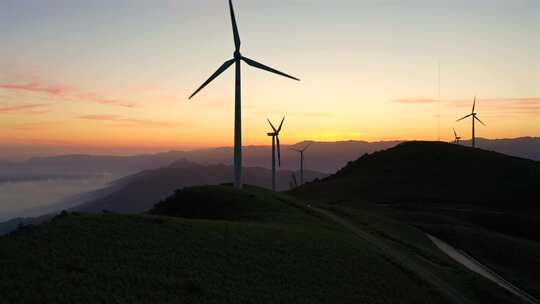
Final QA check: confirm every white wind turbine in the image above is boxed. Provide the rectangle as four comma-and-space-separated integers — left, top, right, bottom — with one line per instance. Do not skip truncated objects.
189, 0, 300, 189
456, 96, 485, 148
453, 128, 462, 145
267, 117, 285, 192
291, 142, 312, 186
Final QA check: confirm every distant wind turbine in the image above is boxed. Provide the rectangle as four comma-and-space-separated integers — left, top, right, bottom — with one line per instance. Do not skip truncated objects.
189, 0, 300, 189
291, 142, 312, 186
453, 128, 461, 145
267, 117, 285, 192
290, 173, 298, 189
456, 96, 485, 148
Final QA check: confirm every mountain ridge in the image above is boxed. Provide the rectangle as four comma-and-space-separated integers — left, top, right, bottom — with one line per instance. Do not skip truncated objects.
292, 141, 540, 208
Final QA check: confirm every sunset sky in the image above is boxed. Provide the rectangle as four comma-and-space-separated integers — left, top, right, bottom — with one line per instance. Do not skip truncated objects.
1, 0, 538, 159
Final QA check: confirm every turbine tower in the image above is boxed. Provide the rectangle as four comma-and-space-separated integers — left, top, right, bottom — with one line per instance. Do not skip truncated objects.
456, 96, 485, 148
267, 117, 285, 192
291, 142, 312, 186
453, 128, 461, 145
189, 0, 300, 189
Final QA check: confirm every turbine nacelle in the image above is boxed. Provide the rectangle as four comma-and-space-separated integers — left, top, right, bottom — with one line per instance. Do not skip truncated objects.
234, 51, 242, 60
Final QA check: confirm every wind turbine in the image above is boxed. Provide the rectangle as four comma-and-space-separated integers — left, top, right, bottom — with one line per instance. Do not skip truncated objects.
291, 142, 312, 186
189, 0, 300, 189
453, 128, 461, 145
267, 117, 285, 192
456, 96, 485, 148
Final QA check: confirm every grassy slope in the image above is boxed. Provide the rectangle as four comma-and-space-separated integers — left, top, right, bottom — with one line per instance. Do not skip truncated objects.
0, 186, 448, 304
315, 204, 522, 303
412, 214, 540, 299
290, 142, 540, 300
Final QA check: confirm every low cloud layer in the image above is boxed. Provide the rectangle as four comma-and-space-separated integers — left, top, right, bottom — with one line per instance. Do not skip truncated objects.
78, 114, 179, 128
0, 103, 50, 114
0, 81, 137, 108
393, 97, 540, 115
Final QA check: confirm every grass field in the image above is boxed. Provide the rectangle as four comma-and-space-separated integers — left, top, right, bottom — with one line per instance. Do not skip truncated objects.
290, 141, 540, 302
314, 203, 524, 304
0, 186, 451, 304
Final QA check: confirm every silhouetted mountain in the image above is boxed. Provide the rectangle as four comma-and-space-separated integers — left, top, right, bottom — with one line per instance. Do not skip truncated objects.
75, 164, 327, 213
24, 151, 187, 173
2, 138, 538, 182
0, 151, 188, 184
183, 140, 403, 173
292, 141, 540, 208
463, 137, 540, 162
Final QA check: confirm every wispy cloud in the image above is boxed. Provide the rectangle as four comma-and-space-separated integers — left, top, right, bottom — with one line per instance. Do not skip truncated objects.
74, 92, 138, 108
78, 115, 179, 128
480, 97, 540, 104
12, 122, 61, 131
0, 103, 50, 114
0, 82, 72, 96
0, 81, 138, 108
251, 108, 332, 118
393, 98, 439, 104
394, 96, 540, 116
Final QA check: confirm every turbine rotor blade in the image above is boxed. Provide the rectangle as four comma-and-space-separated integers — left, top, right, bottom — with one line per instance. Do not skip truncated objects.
277, 116, 285, 133
472, 96, 476, 112
474, 116, 486, 126
267, 119, 277, 132
453, 128, 457, 138
456, 113, 473, 122
301, 142, 312, 152
189, 59, 235, 99
242, 56, 300, 81
229, 0, 241, 51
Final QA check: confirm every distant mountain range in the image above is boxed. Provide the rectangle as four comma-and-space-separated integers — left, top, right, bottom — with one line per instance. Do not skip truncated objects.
2, 137, 538, 181
73, 160, 326, 214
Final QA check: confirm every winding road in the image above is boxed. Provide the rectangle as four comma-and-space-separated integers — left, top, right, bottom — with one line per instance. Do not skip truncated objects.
307, 205, 475, 304
428, 235, 540, 304
308, 204, 539, 304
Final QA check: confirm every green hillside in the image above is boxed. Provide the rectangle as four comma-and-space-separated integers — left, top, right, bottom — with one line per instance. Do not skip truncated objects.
149, 185, 315, 224
0, 185, 519, 303
290, 141, 540, 300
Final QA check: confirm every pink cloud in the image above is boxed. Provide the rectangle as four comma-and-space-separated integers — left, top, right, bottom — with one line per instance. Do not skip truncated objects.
0, 103, 50, 114
12, 121, 61, 131
394, 96, 540, 116
0, 81, 139, 108
447, 97, 540, 116
74, 92, 138, 108
0, 82, 72, 97
78, 115, 179, 128
393, 98, 439, 104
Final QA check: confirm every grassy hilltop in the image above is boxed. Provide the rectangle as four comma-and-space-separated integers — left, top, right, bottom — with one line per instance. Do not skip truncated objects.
1, 142, 538, 303
0, 186, 455, 304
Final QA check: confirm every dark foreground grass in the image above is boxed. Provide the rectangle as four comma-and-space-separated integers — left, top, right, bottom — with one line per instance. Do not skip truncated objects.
421, 223, 540, 300
317, 204, 523, 304
0, 186, 448, 304
149, 185, 321, 225
289, 141, 540, 302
